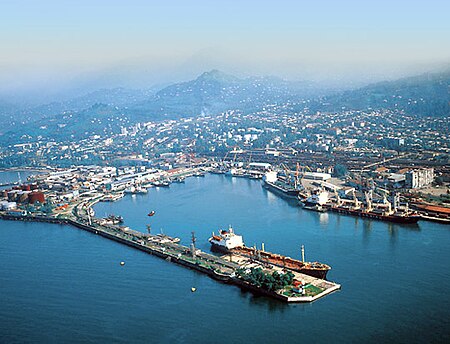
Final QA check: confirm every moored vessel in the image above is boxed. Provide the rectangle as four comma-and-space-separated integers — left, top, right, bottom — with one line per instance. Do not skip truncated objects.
262, 171, 303, 199
300, 190, 329, 212
102, 192, 125, 202
208, 226, 331, 279
209, 226, 244, 252
328, 190, 420, 224
124, 185, 148, 194
152, 180, 170, 187
225, 168, 250, 178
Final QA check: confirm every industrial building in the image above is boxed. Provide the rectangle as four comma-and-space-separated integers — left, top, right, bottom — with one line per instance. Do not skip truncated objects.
405, 168, 434, 189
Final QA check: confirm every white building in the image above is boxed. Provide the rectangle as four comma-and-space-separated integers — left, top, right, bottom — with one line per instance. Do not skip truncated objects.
303, 172, 332, 181
405, 168, 434, 189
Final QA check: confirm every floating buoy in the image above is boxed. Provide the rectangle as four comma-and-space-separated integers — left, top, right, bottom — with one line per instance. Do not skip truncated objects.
120, 261, 125, 266
191, 287, 196, 292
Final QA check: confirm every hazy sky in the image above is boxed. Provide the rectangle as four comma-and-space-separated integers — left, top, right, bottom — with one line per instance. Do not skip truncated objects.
1, 0, 449, 96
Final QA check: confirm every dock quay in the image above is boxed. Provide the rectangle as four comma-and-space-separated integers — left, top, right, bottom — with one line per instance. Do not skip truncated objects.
0, 198, 341, 303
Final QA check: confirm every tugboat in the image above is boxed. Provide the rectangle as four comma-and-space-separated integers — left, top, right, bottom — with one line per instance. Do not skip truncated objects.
208, 226, 331, 279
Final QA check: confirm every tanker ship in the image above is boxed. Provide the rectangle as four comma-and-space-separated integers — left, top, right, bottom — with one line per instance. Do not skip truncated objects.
209, 226, 331, 279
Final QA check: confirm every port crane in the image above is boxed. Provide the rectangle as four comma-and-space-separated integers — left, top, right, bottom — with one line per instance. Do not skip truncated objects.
365, 188, 408, 216
223, 145, 243, 166
351, 189, 361, 210
333, 188, 362, 209
278, 163, 295, 188
364, 190, 373, 212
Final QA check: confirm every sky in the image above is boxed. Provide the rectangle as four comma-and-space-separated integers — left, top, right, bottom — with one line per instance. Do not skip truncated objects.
0, 0, 449, 99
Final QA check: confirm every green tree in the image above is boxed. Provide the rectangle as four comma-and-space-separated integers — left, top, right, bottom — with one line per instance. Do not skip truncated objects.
334, 164, 348, 177
434, 176, 444, 186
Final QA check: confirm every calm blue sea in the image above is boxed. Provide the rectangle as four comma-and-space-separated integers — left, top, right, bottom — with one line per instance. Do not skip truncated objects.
1, 173, 449, 343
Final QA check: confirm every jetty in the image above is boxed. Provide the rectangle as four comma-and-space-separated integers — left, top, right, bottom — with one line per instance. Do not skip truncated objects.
0, 196, 341, 303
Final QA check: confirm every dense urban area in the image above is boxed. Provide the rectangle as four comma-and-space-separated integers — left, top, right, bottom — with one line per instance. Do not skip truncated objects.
1, 104, 449, 219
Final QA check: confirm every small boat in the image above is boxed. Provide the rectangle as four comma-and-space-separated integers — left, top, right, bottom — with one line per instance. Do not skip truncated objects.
148, 210, 156, 217
134, 186, 148, 194
152, 180, 170, 187
193, 170, 205, 177
172, 177, 185, 183
124, 186, 148, 194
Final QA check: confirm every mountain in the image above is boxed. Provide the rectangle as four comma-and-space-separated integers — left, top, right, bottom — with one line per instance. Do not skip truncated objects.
3, 69, 447, 145
0, 87, 156, 134
130, 69, 322, 118
312, 71, 450, 117
0, 70, 326, 143
22, 87, 156, 119
0, 97, 24, 124
0, 103, 127, 143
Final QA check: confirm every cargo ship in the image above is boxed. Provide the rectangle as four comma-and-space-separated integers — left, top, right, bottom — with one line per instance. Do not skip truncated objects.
328, 190, 420, 224
328, 206, 420, 223
410, 203, 450, 224
209, 226, 331, 279
262, 171, 305, 199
